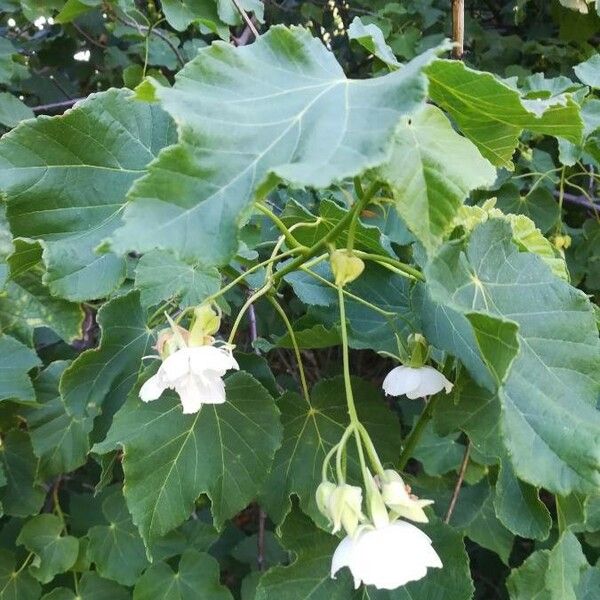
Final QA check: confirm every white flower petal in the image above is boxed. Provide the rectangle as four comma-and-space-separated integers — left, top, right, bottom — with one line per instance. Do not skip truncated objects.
175, 374, 227, 413
139, 374, 166, 402
188, 345, 239, 377
331, 536, 361, 589
405, 366, 453, 399
160, 348, 193, 383
382, 366, 422, 397
331, 521, 442, 590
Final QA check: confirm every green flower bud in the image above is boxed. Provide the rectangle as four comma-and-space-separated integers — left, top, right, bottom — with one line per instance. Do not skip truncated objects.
330, 249, 365, 287
378, 470, 433, 523
365, 471, 389, 529
316, 481, 365, 536
316, 481, 336, 518
407, 333, 428, 368
189, 304, 221, 346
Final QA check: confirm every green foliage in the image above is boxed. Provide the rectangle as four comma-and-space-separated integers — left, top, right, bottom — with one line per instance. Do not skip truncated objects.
0, 1, 597, 599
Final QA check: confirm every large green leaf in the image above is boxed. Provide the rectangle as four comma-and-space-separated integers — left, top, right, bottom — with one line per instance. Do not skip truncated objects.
60, 291, 153, 427
0, 430, 45, 517
347, 17, 399, 68
133, 549, 233, 600
260, 376, 401, 527
87, 489, 149, 586
0, 334, 40, 404
574, 54, 600, 88
380, 105, 496, 253
256, 509, 473, 600
16, 514, 79, 584
254, 508, 352, 600
423, 220, 600, 495
285, 262, 418, 354
94, 371, 282, 547
0, 549, 41, 600
77, 572, 130, 600
0, 92, 33, 129
0, 240, 83, 345
134, 250, 221, 309
426, 60, 584, 168
26, 361, 91, 477
433, 377, 552, 541
360, 521, 473, 600
0, 89, 176, 301
494, 459, 552, 541
507, 531, 589, 600
110, 28, 448, 265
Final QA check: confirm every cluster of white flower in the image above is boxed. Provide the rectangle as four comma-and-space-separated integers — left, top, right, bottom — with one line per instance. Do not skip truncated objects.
138, 300, 453, 592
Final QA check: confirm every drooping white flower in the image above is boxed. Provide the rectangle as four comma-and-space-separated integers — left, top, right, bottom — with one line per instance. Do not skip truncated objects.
378, 470, 434, 523
331, 520, 442, 590
316, 482, 365, 536
382, 365, 452, 399
139, 345, 239, 414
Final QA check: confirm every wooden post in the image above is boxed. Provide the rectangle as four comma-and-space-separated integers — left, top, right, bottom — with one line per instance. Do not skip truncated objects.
452, 0, 465, 59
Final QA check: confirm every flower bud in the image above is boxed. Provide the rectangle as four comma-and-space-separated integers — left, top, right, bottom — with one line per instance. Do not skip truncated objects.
316, 481, 336, 518
365, 471, 389, 529
189, 304, 221, 346
316, 482, 364, 536
407, 333, 428, 368
552, 234, 571, 250
329, 484, 365, 536
154, 326, 189, 359
330, 250, 365, 287
378, 470, 433, 523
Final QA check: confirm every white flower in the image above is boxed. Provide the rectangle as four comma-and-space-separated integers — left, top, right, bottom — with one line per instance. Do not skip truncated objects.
378, 470, 434, 523
316, 482, 365, 536
139, 345, 239, 414
382, 365, 452, 399
331, 521, 442, 590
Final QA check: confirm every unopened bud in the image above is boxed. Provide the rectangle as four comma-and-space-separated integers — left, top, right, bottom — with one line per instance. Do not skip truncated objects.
316, 482, 364, 536
407, 333, 428, 368
378, 469, 433, 523
189, 304, 221, 346
330, 250, 365, 287
552, 234, 571, 250
316, 481, 336, 518
155, 327, 189, 358
365, 471, 389, 529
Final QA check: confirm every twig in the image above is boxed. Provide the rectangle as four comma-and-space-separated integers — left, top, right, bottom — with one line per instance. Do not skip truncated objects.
112, 12, 185, 68
397, 396, 439, 471
444, 441, 471, 524
247, 302, 267, 570
71, 22, 106, 48
553, 191, 599, 211
451, 0, 465, 59
232, 24, 256, 46
48, 75, 73, 100
231, 0, 259, 38
31, 98, 85, 113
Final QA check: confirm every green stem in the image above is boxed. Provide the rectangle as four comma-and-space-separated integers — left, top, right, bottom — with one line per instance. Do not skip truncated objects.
256, 203, 305, 250
273, 183, 380, 285
337, 286, 359, 425
300, 266, 395, 317
397, 396, 439, 470
266, 295, 310, 405
335, 424, 355, 482
358, 423, 385, 475
556, 166, 566, 235
15, 552, 34, 576
353, 251, 425, 282
53, 480, 66, 532
227, 285, 272, 345
322, 441, 341, 481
